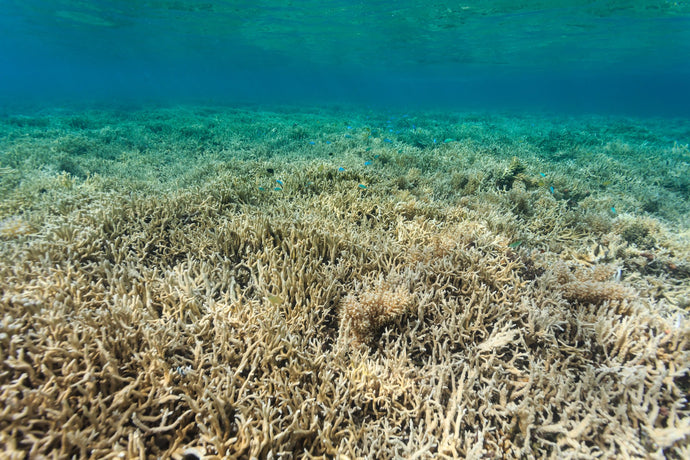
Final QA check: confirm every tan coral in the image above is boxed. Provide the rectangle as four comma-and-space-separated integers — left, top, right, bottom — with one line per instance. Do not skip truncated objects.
340, 277, 413, 346
547, 261, 635, 304
0, 106, 689, 459
0, 216, 33, 238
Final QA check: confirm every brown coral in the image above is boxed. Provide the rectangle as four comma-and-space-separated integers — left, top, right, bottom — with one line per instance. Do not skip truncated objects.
0, 216, 33, 238
340, 277, 413, 346
547, 261, 635, 304
0, 106, 689, 459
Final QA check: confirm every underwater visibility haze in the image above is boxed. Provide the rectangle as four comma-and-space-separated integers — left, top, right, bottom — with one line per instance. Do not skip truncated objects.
1, 1, 690, 459
2, 0, 690, 113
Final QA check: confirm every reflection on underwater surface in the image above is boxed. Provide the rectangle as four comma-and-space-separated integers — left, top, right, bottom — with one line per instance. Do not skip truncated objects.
1, 1, 689, 114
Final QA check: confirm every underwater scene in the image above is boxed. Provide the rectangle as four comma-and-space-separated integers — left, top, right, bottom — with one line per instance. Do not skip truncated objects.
1, 1, 690, 459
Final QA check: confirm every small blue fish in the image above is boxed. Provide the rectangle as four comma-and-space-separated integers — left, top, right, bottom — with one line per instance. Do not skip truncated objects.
364, 161, 372, 166
309, 141, 315, 145
433, 138, 437, 144
326, 141, 331, 144
347, 126, 353, 129
338, 167, 345, 172
540, 172, 546, 177
384, 138, 392, 143
549, 186, 554, 193
611, 206, 616, 214
358, 184, 367, 189
258, 186, 266, 191
274, 187, 282, 191
344, 134, 352, 138
276, 179, 284, 186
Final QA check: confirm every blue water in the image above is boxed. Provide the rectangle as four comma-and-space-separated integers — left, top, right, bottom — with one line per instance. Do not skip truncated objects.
2, 1, 690, 115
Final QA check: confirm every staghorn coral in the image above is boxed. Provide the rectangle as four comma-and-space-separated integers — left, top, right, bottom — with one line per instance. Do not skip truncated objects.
0, 106, 689, 459
0, 215, 33, 238
546, 261, 635, 304
496, 156, 527, 190
339, 276, 413, 346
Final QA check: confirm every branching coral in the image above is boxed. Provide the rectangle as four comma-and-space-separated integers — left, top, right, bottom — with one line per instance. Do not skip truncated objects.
0, 216, 33, 238
339, 276, 413, 347
546, 261, 635, 304
1, 106, 689, 459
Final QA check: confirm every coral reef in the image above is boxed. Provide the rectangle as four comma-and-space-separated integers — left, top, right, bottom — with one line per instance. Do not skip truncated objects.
545, 261, 636, 304
0, 106, 688, 459
0, 215, 33, 238
339, 276, 413, 346
496, 156, 527, 190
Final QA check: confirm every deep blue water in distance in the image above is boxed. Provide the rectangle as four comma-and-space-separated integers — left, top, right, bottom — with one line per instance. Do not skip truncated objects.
2, 0, 690, 116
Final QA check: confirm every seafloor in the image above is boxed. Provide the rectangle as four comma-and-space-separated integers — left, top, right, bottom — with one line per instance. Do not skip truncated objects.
0, 105, 688, 459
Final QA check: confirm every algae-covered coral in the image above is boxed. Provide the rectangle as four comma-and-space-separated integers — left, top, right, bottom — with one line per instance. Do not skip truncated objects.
0, 105, 689, 458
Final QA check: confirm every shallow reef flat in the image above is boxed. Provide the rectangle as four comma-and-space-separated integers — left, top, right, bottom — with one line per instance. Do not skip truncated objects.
0, 105, 689, 458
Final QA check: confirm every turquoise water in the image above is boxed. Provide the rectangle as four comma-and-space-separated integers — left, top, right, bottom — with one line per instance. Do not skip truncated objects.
2, 1, 690, 114
3, 3, 690, 458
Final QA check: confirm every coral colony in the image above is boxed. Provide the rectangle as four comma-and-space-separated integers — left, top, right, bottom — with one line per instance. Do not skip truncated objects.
0, 107, 688, 458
